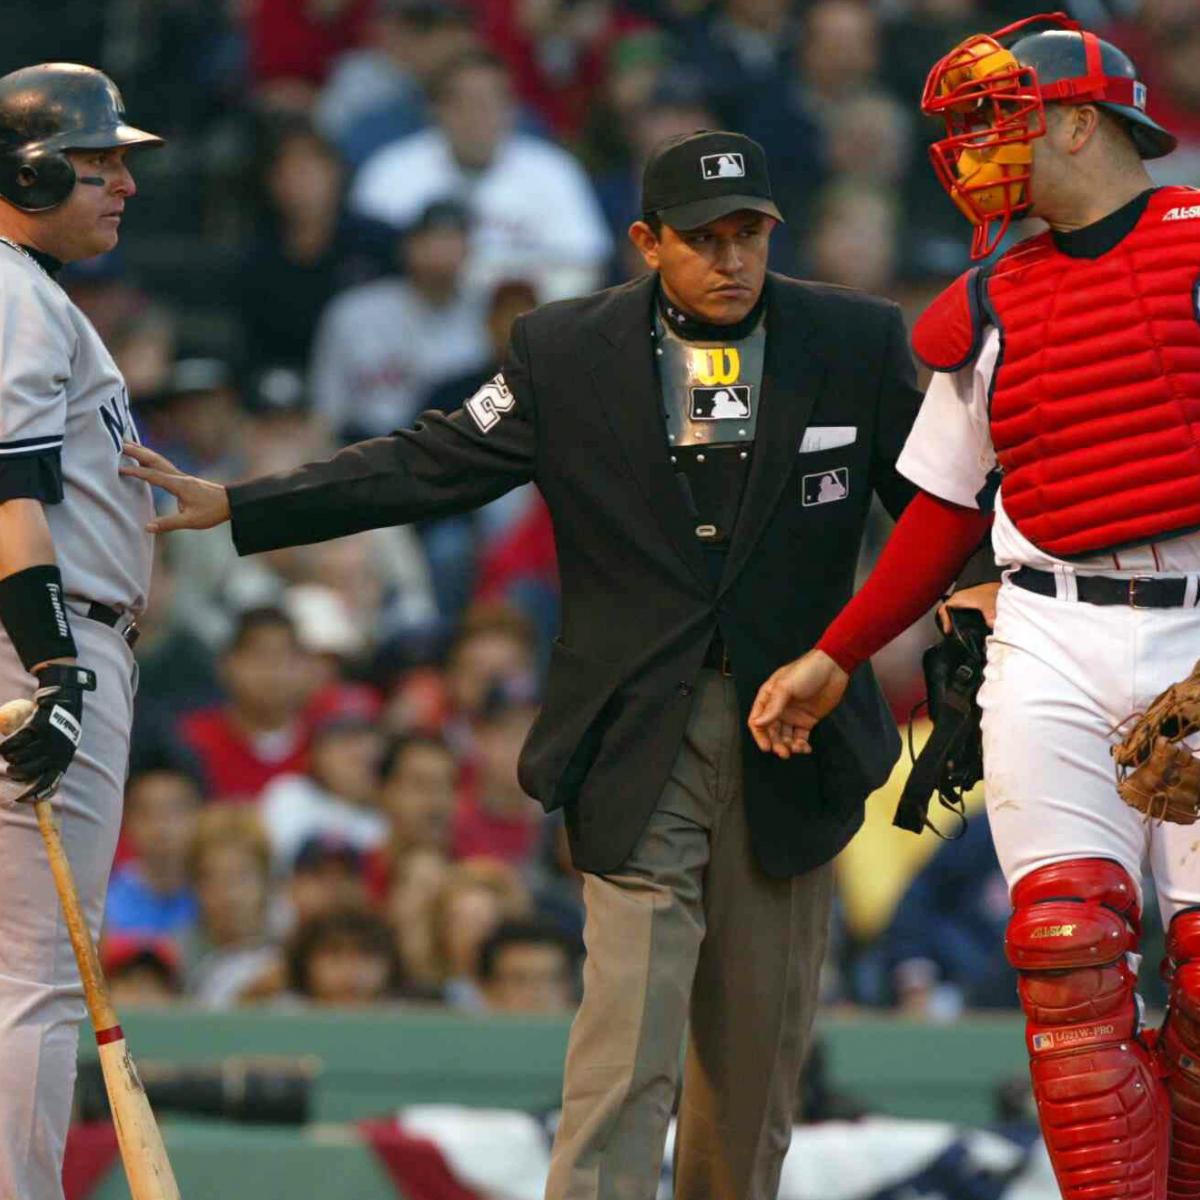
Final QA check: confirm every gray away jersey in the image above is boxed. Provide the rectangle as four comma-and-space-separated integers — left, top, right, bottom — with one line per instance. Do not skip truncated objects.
0, 241, 153, 615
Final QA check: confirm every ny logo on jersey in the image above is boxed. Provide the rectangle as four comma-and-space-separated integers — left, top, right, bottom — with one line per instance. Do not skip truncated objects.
99, 386, 139, 453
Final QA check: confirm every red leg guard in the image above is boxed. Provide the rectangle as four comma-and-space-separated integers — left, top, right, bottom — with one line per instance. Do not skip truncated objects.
1159, 908, 1200, 1200
1008, 859, 1170, 1200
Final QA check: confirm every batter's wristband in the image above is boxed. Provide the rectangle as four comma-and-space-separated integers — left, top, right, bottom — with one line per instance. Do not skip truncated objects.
0, 565, 77, 671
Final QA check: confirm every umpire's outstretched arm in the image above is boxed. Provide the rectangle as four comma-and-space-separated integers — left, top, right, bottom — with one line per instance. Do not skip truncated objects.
122, 319, 538, 552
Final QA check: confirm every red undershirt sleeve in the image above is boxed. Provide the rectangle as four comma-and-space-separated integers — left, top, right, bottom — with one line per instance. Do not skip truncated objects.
816, 490, 994, 674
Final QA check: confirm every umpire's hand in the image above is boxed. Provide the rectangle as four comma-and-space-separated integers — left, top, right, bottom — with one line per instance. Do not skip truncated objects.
748, 649, 849, 759
1, 664, 96, 800
119, 443, 231, 533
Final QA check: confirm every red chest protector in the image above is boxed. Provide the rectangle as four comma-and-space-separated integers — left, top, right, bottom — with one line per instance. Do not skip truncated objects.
912, 186, 1200, 559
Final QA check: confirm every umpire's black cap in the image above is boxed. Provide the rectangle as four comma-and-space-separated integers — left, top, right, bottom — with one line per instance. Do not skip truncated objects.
641, 130, 783, 231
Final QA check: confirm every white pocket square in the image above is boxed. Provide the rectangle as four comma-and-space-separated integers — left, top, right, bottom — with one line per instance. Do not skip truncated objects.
799, 425, 857, 453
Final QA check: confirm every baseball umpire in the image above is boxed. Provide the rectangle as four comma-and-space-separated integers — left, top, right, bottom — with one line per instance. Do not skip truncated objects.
751, 14, 1200, 1199
125, 128, 929, 1196
0, 64, 160, 1198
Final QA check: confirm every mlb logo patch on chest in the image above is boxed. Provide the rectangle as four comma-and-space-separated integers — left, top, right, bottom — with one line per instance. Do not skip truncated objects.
690, 385, 751, 420
802, 467, 849, 507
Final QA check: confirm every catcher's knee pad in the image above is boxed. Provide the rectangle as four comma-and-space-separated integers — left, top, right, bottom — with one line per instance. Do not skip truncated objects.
1159, 907, 1200, 1200
1007, 859, 1169, 1200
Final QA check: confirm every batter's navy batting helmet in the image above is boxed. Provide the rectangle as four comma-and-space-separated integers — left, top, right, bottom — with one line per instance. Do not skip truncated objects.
0, 63, 163, 212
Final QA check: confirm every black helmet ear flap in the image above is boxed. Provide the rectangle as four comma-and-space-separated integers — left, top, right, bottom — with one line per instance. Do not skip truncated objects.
0, 145, 76, 212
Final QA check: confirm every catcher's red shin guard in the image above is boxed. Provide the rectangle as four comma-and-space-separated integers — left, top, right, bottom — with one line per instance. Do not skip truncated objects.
1159, 907, 1200, 1200
1007, 859, 1170, 1200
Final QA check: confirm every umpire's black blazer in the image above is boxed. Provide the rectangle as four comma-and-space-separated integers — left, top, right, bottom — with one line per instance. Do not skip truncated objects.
230, 271, 922, 878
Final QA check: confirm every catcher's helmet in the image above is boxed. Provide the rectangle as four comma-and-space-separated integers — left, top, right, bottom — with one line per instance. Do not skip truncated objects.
0, 63, 163, 212
1010, 29, 1176, 161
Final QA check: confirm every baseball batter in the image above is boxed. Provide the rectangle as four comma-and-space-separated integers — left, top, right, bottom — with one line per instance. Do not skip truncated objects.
0, 64, 159, 1199
751, 15, 1200, 1200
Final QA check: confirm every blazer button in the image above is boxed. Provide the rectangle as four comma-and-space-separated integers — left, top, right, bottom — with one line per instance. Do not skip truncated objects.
677, 682, 694, 697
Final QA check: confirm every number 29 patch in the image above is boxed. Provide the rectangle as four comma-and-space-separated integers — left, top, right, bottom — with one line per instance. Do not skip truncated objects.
465, 373, 516, 433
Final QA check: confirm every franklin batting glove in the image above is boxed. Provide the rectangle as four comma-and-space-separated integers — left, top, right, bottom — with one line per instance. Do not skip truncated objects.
1, 664, 96, 801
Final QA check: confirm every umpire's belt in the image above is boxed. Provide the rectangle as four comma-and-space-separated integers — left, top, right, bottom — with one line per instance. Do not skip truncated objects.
1011, 565, 1200, 609
66, 598, 140, 647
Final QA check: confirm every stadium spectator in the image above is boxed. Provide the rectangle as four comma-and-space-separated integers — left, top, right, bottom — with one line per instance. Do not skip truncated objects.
237, 115, 390, 374
477, 919, 581, 1013
880, 816, 1015, 1020
129, 540, 221, 774
248, 0, 374, 105
350, 50, 611, 299
443, 601, 538, 726
285, 836, 372, 931
453, 677, 543, 866
149, 357, 246, 480
576, 28, 673, 176
285, 909, 403, 1005
185, 809, 281, 1008
102, 937, 184, 1008
180, 607, 315, 802
375, 734, 459, 861
809, 181, 900, 296
107, 299, 178, 408
682, 0, 795, 133
105, 758, 204, 938
260, 712, 388, 868
383, 847, 450, 989
311, 199, 487, 442
240, 365, 330, 479
478, 0, 649, 138
430, 858, 532, 1008
320, 0, 479, 168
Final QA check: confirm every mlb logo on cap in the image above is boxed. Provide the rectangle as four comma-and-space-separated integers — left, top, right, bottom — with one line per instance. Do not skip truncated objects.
1133, 80, 1147, 111
701, 152, 745, 180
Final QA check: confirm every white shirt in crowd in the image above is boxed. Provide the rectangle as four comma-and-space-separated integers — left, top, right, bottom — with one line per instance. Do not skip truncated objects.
310, 276, 488, 439
259, 772, 389, 871
350, 129, 612, 301
896, 327, 1200, 574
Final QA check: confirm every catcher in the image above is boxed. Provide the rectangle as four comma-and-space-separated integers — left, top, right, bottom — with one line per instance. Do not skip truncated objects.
751, 13, 1200, 1200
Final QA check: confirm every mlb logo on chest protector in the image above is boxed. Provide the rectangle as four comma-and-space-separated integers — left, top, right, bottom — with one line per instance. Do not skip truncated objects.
690, 385, 751, 420
700, 153, 745, 180
802, 467, 849, 507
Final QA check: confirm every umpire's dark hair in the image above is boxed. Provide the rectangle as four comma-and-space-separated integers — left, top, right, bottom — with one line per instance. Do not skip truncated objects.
377, 731, 456, 785
427, 48, 509, 105
226, 604, 299, 654
477, 919, 582, 983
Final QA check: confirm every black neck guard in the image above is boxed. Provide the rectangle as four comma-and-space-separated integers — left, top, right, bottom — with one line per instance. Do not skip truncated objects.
656, 281, 766, 342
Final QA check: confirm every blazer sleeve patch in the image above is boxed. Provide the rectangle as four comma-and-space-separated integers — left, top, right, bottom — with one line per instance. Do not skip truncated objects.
464, 372, 516, 433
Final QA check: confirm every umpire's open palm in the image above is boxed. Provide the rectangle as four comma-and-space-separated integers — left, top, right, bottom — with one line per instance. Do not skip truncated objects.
748, 649, 849, 759
119, 443, 232, 533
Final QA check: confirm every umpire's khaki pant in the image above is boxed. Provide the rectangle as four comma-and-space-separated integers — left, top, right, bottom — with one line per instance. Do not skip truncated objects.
545, 669, 835, 1200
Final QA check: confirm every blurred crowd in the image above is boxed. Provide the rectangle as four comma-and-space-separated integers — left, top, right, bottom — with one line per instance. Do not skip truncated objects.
7, 0, 1193, 1018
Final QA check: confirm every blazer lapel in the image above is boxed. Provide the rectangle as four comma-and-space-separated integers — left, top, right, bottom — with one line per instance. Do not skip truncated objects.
588, 276, 710, 590
718, 276, 828, 597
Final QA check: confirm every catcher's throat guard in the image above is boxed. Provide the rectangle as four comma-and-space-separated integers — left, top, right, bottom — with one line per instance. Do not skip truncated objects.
922, 11, 1169, 259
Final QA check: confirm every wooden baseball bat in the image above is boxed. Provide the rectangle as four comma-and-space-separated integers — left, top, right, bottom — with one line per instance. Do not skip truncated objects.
0, 698, 181, 1200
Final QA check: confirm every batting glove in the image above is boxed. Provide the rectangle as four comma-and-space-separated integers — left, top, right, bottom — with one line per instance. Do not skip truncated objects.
1, 664, 96, 801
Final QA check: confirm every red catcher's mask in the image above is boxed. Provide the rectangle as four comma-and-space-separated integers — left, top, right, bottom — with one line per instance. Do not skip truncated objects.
921, 11, 1150, 260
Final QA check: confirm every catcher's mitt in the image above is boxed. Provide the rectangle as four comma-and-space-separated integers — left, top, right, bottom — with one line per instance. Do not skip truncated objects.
1112, 659, 1200, 825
